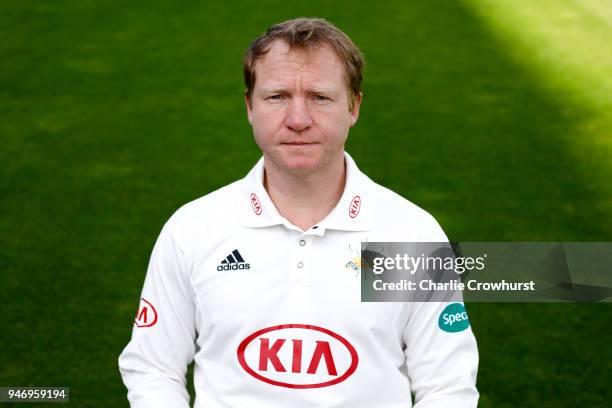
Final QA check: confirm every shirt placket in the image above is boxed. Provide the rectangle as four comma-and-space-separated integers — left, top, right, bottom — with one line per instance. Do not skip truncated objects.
287, 233, 315, 306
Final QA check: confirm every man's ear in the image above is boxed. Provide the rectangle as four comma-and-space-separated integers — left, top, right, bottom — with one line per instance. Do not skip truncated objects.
244, 91, 253, 124
349, 92, 363, 127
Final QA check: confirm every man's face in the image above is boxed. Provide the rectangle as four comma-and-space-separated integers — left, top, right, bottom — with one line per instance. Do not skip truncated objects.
246, 40, 361, 175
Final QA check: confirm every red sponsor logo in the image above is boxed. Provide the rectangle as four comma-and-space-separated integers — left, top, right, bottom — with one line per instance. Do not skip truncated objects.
237, 324, 358, 389
135, 298, 158, 328
250, 193, 262, 215
349, 195, 361, 218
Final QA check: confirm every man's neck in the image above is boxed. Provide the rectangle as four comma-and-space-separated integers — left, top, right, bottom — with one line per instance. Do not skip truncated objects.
263, 154, 346, 231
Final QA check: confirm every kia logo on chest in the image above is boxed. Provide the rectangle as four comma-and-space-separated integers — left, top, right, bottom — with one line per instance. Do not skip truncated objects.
237, 324, 358, 389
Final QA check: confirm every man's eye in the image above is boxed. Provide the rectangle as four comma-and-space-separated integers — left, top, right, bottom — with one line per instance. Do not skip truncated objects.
313, 95, 330, 102
267, 95, 284, 100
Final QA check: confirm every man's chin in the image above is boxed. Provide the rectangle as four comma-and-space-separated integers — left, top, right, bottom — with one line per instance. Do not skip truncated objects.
272, 153, 326, 175
265, 149, 341, 176
280, 158, 321, 174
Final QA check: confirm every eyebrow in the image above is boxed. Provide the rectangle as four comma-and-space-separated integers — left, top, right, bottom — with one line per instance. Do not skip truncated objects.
258, 87, 289, 94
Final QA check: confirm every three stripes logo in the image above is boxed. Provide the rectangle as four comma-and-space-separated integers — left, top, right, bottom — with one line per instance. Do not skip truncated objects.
217, 249, 251, 271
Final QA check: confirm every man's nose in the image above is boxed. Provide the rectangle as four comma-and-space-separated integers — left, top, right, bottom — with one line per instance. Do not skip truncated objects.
285, 98, 313, 132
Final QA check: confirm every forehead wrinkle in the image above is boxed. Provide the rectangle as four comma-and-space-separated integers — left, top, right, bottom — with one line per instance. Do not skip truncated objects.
258, 77, 339, 95
259, 57, 326, 80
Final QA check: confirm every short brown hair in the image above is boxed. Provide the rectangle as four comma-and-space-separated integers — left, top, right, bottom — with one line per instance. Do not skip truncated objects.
243, 17, 365, 110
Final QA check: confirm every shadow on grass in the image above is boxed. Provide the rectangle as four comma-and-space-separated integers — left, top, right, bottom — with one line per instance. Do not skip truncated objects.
347, 1, 611, 243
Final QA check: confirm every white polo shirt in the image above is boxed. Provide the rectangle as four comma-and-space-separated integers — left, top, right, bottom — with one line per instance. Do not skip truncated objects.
118, 152, 479, 408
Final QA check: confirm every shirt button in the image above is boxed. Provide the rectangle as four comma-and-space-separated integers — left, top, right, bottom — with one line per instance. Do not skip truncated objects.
299, 239, 306, 246
297, 261, 304, 268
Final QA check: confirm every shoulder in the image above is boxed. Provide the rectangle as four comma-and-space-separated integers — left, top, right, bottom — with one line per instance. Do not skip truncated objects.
368, 179, 448, 242
171, 181, 240, 222
162, 180, 243, 250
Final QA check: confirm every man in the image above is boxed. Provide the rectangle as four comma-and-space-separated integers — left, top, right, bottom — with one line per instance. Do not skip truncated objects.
119, 17, 478, 407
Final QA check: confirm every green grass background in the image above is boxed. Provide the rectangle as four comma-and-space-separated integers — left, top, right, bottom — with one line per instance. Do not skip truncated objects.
1, 0, 611, 406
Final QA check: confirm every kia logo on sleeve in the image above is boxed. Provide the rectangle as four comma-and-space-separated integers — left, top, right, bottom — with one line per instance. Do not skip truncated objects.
237, 324, 358, 388
134, 298, 158, 328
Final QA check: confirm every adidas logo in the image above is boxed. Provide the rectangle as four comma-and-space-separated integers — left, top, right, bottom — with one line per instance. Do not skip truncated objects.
217, 249, 251, 271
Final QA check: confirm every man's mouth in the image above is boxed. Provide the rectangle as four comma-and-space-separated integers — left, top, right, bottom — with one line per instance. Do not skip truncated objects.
281, 142, 317, 145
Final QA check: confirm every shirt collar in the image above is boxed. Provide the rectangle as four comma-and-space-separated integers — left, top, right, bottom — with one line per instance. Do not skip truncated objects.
238, 152, 377, 234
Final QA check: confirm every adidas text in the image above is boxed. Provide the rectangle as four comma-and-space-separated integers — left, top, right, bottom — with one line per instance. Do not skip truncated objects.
217, 263, 251, 271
